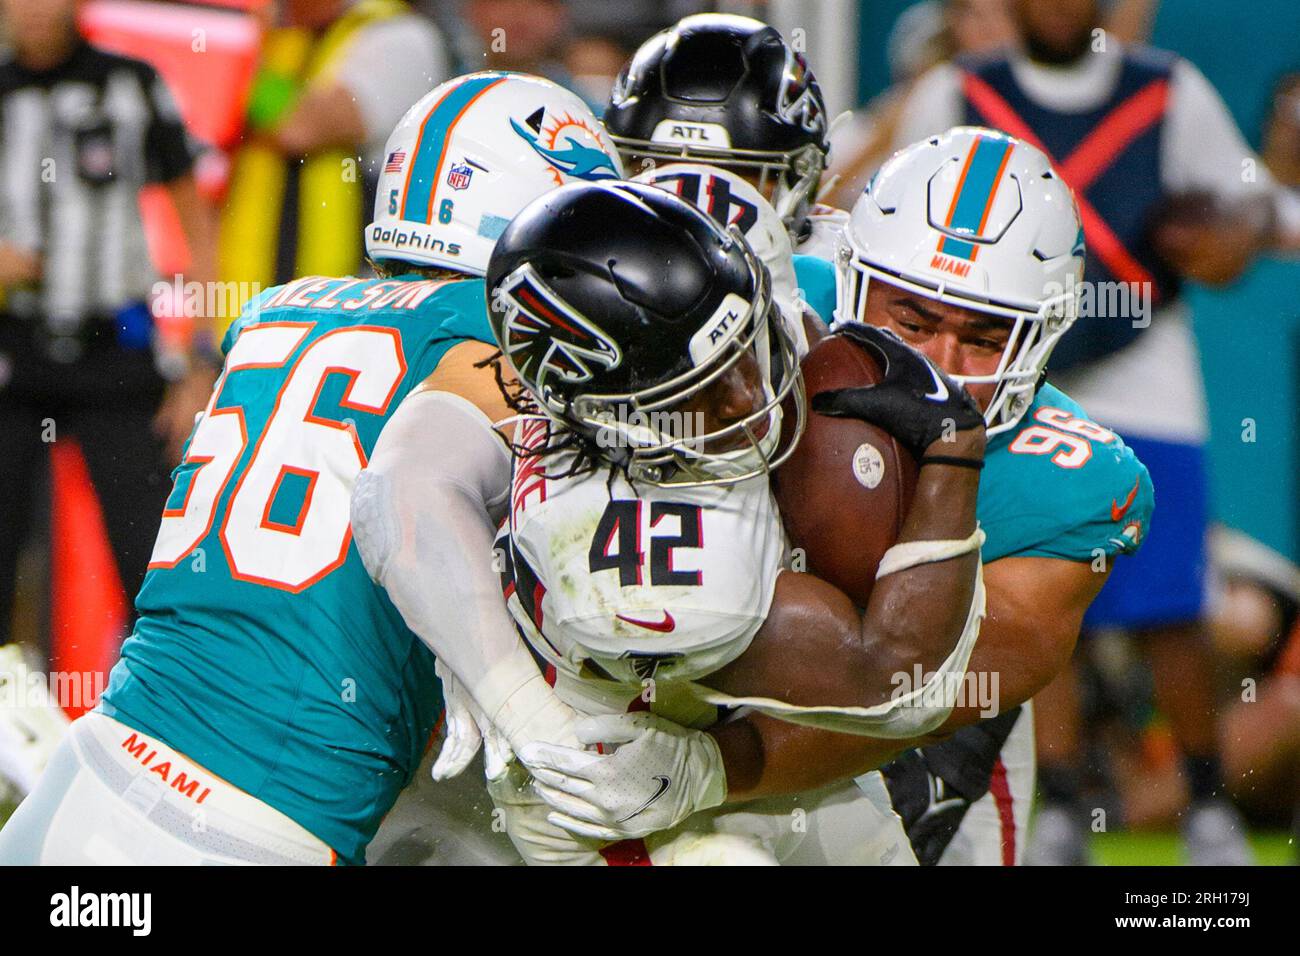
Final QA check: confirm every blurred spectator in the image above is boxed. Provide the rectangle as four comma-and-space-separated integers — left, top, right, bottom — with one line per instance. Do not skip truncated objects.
886, 0, 1300, 865
825, 0, 1018, 210
217, 0, 449, 318
825, 0, 1169, 210
1089, 528, 1300, 860
564, 30, 636, 111
0, 0, 216, 642
454, 0, 569, 79
1208, 529, 1300, 851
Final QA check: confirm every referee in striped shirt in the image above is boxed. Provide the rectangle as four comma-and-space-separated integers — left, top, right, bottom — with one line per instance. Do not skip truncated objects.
0, 0, 217, 644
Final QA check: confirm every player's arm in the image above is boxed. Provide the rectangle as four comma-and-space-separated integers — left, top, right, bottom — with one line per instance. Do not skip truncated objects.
705, 433, 983, 715
412, 339, 515, 436
524, 549, 1102, 839
697, 324, 988, 734
711, 555, 1108, 798
351, 341, 578, 770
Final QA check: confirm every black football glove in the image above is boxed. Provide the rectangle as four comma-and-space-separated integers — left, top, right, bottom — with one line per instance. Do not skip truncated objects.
810, 323, 985, 461
879, 749, 970, 866
881, 707, 1023, 865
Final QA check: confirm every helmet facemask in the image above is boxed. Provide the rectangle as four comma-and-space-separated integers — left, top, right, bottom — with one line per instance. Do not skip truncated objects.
835, 238, 1079, 436
612, 136, 825, 237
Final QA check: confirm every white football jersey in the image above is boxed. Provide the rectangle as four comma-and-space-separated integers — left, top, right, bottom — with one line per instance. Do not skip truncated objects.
795, 203, 849, 261
502, 418, 787, 723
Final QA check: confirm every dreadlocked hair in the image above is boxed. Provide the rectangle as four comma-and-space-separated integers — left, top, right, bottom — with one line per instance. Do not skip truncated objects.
472, 349, 629, 489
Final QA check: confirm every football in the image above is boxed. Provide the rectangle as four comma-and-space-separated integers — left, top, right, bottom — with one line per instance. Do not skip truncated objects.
774, 332, 919, 607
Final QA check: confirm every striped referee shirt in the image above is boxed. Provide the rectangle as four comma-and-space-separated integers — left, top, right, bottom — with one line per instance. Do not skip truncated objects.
0, 41, 195, 336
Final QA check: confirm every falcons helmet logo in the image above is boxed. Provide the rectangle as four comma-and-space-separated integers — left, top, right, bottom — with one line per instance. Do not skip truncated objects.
497, 263, 622, 409
776, 49, 824, 134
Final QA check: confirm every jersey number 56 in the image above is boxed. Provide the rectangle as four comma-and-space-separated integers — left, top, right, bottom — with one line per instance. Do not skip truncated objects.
148, 322, 405, 591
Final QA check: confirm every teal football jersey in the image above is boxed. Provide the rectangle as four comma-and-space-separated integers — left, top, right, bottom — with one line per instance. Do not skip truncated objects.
101, 274, 494, 864
794, 253, 839, 326
979, 383, 1154, 563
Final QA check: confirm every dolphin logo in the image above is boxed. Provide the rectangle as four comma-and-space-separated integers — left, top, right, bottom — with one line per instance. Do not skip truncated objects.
510, 117, 618, 181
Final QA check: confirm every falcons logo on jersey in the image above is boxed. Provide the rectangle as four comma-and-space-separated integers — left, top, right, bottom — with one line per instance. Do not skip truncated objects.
497, 263, 622, 405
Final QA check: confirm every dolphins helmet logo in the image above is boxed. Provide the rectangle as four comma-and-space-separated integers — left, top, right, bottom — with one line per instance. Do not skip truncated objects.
510, 107, 619, 185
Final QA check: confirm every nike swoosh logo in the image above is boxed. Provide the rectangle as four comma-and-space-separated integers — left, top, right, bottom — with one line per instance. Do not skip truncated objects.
1111, 475, 1141, 522
616, 610, 676, 633
616, 775, 672, 823
917, 796, 968, 824
923, 362, 949, 402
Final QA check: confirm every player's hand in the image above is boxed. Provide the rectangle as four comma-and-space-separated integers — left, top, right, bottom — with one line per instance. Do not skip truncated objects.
811, 323, 985, 461
519, 713, 727, 841
879, 749, 972, 866
880, 709, 1019, 865
431, 660, 513, 782
153, 365, 218, 466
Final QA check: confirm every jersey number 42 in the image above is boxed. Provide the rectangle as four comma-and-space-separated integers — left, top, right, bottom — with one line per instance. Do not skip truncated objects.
588, 499, 705, 588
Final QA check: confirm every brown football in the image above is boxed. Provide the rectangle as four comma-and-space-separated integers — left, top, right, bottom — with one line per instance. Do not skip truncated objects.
774, 333, 918, 608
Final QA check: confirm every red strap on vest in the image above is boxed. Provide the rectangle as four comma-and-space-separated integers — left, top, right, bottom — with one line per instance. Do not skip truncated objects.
962, 71, 1170, 296
1059, 78, 1170, 189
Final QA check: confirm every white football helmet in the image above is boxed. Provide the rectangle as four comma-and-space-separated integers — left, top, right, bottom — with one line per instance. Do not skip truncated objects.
366, 71, 624, 275
837, 126, 1084, 435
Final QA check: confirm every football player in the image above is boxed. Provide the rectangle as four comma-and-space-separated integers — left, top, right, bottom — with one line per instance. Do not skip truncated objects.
631, 162, 809, 326
603, 13, 844, 321
453, 180, 991, 865
0, 72, 621, 865
521, 128, 1154, 866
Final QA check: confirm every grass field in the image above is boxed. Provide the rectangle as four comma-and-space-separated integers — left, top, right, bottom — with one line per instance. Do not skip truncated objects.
1092, 831, 1295, 866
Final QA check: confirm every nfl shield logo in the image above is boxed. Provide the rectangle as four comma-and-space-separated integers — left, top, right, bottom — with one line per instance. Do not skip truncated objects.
447, 162, 473, 190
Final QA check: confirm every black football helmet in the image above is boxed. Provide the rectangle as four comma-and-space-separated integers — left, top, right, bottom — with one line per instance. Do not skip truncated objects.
486, 180, 805, 487
604, 13, 831, 237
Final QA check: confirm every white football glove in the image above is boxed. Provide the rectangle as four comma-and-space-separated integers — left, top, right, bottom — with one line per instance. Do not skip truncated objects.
0, 644, 70, 796
431, 659, 513, 782
519, 713, 727, 841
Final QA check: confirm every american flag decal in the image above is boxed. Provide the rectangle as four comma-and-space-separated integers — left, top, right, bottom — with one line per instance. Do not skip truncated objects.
384, 150, 406, 173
